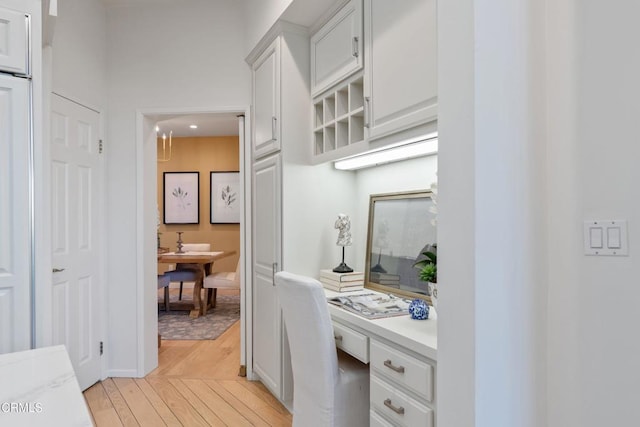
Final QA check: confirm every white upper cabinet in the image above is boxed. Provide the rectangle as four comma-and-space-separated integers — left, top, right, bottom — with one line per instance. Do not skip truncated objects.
0, 6, 29, 75
310, 0, 363, 97
364, 0, 437, 141
252, 37, 281, 159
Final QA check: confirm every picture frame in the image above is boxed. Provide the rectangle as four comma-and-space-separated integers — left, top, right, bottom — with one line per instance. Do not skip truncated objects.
163, 172, 200, 224
365, 190, 436, 303
210, 171, 240, 224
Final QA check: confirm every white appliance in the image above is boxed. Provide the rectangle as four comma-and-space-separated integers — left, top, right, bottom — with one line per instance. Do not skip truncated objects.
0, 5, 34, 353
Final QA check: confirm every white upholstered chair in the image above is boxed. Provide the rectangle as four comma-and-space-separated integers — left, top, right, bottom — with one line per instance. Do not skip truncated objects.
203, 259, 240, 315
274, 271, 369, 427
164, 243, 211, 300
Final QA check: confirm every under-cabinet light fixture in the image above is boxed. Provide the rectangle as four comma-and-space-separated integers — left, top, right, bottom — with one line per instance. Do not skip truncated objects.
334, 134, 438, 171
189, 124, 198, 129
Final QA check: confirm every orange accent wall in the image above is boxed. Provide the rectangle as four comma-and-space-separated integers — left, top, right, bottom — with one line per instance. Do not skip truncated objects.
157, 136, 240, 273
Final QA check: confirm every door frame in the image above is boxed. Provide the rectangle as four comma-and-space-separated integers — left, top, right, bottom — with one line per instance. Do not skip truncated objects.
135, 106, 253, 378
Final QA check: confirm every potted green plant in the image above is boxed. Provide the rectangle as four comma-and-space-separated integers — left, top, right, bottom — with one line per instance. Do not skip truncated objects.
414, 243, 437, 306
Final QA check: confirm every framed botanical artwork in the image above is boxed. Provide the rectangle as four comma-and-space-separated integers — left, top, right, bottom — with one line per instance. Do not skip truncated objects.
210, 171, 240, 224
163, 172, 199, 224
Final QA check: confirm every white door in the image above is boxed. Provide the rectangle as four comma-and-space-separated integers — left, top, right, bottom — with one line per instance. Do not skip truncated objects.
0, 73, 31, 353
51, 94, 102, 390
252, 37, 280, 159
364, 0, 437, 140
252, 153, 283, 397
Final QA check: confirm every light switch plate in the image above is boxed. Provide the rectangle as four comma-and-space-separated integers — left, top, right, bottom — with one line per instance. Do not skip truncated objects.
584, 220, 628, 256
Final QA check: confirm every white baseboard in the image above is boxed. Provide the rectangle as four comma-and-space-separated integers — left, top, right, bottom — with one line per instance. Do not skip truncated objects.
107, 369, 139, 378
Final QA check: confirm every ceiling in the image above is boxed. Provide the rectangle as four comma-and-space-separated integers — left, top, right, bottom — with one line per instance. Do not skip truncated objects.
100, 0, 178, 6
155, 113, 240, 137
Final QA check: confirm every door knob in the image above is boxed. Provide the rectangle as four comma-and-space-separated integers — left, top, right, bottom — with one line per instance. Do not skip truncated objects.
52, 268, 65, 273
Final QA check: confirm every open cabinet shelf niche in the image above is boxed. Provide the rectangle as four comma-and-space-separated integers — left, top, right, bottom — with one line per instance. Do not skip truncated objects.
312, 73, 366, 161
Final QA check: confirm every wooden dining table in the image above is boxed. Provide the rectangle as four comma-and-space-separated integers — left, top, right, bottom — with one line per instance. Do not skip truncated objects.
158, 250, 235, 318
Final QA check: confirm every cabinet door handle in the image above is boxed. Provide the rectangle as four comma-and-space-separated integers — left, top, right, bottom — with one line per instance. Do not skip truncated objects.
352, 36, 359, 58
52, 268, 65, 273
384, 359, 405, 373
334, 335, 343, 342
364, 96, 370, 128
384, 398, 405, 415
272, 262, 278, 286
271, 116, 277, 141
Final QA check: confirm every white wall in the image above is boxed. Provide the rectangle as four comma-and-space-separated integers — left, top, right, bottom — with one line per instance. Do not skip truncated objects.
105, 0, 250, 375
52, 0, 107, 110
547, 1, 640, 425
438, 0, 547, 426
352, 156, 438, 273
242, 0, 293, 56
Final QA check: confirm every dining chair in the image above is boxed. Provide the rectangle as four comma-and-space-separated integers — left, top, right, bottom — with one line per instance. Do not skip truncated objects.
202, 259, 240, 315
274, 271, 369, 427
164, 243, 211, 300
157, 274, 170, 312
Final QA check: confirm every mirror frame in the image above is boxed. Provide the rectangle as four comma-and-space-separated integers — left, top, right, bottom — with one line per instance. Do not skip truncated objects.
364, 189, 435, 304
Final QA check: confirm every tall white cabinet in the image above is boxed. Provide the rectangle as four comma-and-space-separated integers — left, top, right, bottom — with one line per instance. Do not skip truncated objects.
249, 26, 303, 406
0, 3, 32, 354
248, 23, 358, 406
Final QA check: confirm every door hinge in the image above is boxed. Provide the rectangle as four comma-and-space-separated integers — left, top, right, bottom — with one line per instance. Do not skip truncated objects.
99, 139, 103, 154
100, 341, 104, 356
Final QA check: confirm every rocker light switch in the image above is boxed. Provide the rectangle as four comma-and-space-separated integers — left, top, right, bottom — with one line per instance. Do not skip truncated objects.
590, 227, 603, 248
584, 220, 628, 256
607, 227, 621, 248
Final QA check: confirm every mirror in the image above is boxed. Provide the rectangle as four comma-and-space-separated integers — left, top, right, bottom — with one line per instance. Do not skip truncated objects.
365, 190, 436, 302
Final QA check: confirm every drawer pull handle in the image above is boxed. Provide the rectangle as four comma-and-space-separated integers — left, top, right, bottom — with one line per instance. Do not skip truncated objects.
384, 359, 405, 373
384, 398, 405, 415
334, 335, 343, 342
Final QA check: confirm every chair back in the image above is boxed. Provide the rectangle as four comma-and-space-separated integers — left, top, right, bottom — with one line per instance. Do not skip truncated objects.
275, 271, 339, 426
181, 243, 211, 252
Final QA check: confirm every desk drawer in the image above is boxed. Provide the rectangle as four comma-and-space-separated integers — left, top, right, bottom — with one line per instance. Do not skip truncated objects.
370, 410, 394, 427
333, 321, 369, 363
371, 340, 433, 402
371, 375, 433, 427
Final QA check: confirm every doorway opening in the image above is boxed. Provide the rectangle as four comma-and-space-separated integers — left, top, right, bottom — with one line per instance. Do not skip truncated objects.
136, 107, 252, 379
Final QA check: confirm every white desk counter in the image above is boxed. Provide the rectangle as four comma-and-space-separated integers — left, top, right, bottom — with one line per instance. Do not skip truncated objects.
0, 345, 92, 426
324, 288, 438, 427
324, 288, 437, 360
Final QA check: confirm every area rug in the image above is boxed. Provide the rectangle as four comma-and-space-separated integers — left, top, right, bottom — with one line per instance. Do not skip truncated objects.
158, 294, 240, 340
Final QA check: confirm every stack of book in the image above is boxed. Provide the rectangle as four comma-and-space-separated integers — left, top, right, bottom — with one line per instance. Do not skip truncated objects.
319, 269, 364, 292
370, 272, 401, 287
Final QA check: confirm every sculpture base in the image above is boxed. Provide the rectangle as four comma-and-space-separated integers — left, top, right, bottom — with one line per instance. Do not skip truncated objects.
332, 262, 354, 273
370, 263, 387, 274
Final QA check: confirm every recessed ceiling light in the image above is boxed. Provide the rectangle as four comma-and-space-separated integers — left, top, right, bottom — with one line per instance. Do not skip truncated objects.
189, 125, 198, 129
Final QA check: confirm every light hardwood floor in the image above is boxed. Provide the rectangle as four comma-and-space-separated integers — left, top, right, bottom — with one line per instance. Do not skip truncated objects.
83, 291, 292, 426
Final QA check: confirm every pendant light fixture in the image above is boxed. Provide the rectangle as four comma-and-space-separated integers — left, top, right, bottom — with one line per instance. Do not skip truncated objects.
157, 130, 173, 162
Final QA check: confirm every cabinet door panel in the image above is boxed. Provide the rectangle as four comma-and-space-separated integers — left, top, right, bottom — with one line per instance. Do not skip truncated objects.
0, 6, 29, 75
252, 154, 282, 397
311, 0, 363, 96
0, 74, 30, 353
252, 38, 280, 159
365, 0, 437, 141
